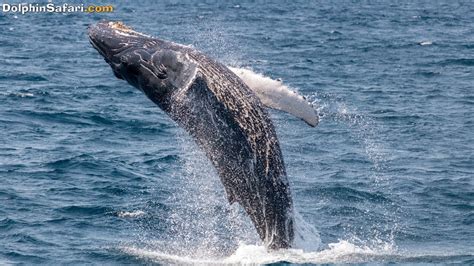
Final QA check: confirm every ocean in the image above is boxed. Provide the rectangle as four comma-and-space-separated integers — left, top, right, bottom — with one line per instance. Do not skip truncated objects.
0, 0, 473, 264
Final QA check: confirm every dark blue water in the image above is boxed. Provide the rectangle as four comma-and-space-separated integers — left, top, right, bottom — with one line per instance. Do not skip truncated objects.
1, 0, 473, 264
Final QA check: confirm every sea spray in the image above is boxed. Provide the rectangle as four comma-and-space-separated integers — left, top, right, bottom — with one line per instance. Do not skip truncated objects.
293, 211, 321, 251
306, 90, 400, 250
164, 132, 257, 257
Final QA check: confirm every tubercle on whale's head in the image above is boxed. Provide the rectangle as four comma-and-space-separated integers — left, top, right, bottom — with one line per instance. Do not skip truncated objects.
104, 21, 152, 38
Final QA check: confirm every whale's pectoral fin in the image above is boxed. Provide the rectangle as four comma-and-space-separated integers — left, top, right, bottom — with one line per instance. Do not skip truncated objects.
228, 67, 319, 127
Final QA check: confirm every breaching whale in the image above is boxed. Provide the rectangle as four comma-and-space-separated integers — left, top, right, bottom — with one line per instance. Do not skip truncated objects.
88, 21, 318, 249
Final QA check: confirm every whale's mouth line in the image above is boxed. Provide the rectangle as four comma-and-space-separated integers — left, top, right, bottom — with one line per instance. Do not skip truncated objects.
88, 36, 106, 58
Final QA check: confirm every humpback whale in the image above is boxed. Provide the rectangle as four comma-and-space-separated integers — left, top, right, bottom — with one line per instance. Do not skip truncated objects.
88, 21, 318, 249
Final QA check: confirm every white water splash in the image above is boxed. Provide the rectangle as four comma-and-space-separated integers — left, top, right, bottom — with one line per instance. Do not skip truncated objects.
151, 129, 323, 259
293, 212, 321, 252
163, 135, 258, 257
122, 239, 395, 265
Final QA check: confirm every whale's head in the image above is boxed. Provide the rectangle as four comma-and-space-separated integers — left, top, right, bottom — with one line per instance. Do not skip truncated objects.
89, 21, 148, 66
88, 21, 176, 104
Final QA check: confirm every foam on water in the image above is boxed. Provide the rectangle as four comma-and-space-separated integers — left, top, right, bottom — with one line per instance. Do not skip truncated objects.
123, 241, 473, 265
117, 210, 146, 218
418, 41, 433, 46
121, 240, 395, 265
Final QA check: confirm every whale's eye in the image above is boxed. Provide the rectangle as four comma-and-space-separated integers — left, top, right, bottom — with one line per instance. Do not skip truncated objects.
127, 64, 140, 76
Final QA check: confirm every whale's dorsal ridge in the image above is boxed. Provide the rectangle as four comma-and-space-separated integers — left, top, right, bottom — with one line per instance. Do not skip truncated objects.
228, 67, 319, 127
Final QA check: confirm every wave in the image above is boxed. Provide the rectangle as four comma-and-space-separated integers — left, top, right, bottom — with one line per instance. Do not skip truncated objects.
436, 58, 474, 67
0, 72, 47, 82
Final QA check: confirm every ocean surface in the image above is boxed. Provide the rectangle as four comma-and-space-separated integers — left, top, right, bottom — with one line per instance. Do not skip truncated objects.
1, 0, 473, 264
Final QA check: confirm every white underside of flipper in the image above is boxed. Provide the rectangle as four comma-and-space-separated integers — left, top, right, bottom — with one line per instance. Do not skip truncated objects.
228, 67, 319, 127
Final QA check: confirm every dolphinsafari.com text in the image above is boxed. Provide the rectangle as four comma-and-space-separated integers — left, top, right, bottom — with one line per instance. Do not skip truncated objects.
2, 3, 114, 14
